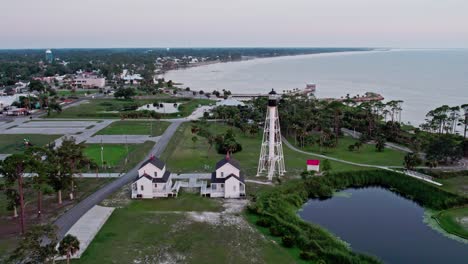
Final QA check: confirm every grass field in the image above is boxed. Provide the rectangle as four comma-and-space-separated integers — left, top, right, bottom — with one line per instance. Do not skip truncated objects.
434, 206, 468, 239
160, 122, 367, 178
0, 134, 61, 154
56, 89, 99, 97
73, 189, 298, 264
438, 175, 468, 197
290, 135, 406, 167
46, 98, 212, 119
95, 120, 170, 137
84, 141, 154, 172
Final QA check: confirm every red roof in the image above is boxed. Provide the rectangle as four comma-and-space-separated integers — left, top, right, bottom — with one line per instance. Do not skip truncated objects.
306, 160, 320, 166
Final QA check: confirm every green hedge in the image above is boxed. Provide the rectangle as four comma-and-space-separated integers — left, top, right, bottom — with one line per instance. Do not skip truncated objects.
249, 170, 468, 263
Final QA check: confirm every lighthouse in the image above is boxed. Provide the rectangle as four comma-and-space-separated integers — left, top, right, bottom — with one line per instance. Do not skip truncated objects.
257, 89, 286, 181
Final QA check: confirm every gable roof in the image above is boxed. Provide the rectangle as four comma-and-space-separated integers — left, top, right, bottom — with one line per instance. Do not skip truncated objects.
133, 170, 171, 184
215, 157, 241, 170
211, 172, 245, 183
139, 156, 165, 170
152, 170, 171, 183
307, 160, 320, 166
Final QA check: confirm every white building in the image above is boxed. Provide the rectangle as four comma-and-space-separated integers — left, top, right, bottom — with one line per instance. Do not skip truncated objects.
210, 157, 246, 198
131, 157, 173, 198
72, 73, 106, 89
306, 160, 320, 172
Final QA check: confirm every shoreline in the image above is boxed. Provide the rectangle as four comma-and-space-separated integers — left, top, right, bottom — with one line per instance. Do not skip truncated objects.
163, 48, 384, 75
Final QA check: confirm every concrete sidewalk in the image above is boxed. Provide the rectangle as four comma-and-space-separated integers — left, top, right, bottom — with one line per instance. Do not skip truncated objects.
59, 205, 115, 259
85, 135, 160, 144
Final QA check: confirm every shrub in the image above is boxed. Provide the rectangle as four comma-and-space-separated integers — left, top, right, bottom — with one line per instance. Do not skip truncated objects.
281, 235, 295, 248
300, 251, 316, 261
255, 218, 271, 227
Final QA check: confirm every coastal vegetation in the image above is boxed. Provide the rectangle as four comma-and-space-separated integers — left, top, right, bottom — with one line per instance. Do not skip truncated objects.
248, 170, 468, 263
160, 122, 365, 176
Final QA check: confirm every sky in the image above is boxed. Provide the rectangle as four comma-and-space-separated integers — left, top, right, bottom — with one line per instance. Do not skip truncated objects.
1, 0, 468, 49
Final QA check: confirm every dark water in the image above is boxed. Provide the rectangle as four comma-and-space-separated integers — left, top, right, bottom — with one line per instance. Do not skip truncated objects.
298, 188, 468, 264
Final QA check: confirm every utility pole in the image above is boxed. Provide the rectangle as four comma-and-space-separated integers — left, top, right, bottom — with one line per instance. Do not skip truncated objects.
100, 136, 104, 168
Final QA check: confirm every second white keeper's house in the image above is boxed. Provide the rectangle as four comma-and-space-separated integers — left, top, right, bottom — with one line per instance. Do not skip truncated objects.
131, 156, 173, 198
210, 155, 246, 198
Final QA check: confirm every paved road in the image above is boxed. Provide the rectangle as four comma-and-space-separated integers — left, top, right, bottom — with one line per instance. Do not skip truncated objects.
54, 120, 183, 238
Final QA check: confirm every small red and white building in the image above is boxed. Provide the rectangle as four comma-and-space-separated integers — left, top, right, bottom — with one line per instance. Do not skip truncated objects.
306, 160, 320, 172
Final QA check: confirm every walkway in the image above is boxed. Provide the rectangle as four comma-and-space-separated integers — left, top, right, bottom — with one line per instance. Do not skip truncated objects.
85, 135, 160, 144
282, 137, 442, 186
59, 205, 115, 259
54, 120, 183, 239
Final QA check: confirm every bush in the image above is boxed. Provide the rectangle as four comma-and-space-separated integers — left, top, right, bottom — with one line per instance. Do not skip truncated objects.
255, 218, 271, 227
300, 251, 316, 260
269, 225, 283, 237
281, 235, 295, 248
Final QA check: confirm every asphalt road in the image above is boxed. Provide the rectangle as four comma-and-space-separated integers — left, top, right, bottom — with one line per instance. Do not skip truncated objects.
54, 120, 183, 238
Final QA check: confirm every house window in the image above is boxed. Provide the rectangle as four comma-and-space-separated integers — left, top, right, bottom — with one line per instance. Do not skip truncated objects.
132, 183, 137, 190
140, 185, 144, 191
233, 185, 237, 192
212, 184, 217, 190
221, 184, 224, 189
154, 183, 158, 188
221, 172, 224, 177
154, 171, 158, 177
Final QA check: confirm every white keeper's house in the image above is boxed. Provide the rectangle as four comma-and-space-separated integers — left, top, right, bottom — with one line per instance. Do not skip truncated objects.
131, 156, 174, 198
210, 156, 246, 198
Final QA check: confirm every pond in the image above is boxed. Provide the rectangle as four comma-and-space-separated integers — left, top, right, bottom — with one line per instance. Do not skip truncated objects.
299, 187, 468, 264
137, 103, 181, 113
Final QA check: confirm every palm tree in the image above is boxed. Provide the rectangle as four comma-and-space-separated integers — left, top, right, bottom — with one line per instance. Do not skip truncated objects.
404, 153, 422, 170
58, 234, 80, 264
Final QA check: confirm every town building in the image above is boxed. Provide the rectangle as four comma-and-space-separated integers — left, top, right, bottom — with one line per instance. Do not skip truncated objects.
306, 159, 320, 172
131, 156, 173, 198
210, 156, 246, 198
71, 72, 106, 89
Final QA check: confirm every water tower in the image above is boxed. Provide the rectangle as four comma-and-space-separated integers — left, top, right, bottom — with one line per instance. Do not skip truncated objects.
257, 89, 286, 181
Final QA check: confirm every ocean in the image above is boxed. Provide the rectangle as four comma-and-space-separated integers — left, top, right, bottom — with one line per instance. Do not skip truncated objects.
165, 49, 468, 125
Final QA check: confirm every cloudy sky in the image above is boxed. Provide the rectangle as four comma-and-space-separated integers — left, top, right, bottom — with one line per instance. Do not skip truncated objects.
1, 0, 467, 48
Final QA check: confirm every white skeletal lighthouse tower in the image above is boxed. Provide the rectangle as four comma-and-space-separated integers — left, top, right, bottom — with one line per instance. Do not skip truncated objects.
257, 89, 286, 181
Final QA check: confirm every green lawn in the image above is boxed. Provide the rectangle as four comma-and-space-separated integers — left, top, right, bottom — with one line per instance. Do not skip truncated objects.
84, 141, 154, 172
56, 89, 99, 97
95, 121, 170, 137
161, 122, 366, 178
434, 206, 468, 239
291, 135, 406, 167
438, 175, 468, 197
73, 192, 297, 264
0, 134, 61, 154
46, 98, 212, 119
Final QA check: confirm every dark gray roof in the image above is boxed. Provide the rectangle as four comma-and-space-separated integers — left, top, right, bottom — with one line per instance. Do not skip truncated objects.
152, 170, 171, 183
139, 156, 165, 170
134, 170, 171, 183
215, 157, 241, 170
210, 171, 245, 183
